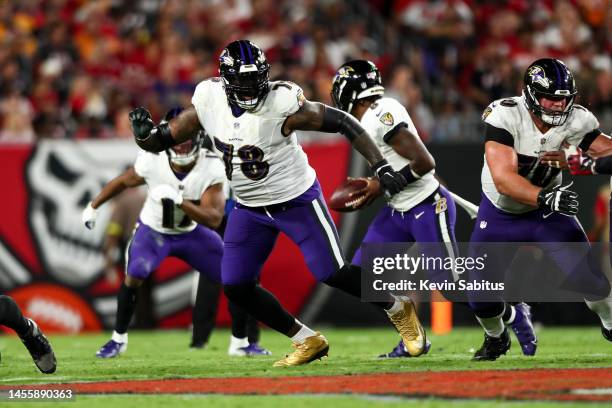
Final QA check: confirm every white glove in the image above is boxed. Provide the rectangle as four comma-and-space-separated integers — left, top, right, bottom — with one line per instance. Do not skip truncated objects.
150, 184, 183, 205
82, 202, 98, 230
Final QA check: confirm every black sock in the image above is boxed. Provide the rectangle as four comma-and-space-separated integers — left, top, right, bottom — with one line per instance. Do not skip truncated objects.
115, 283, 138, 334
324, 264, 393, 310
228, 300, 248, 339
502, 303, 514, 324
246, 313, 260, 344
192, 276, 221, 345
224, 282, 295, 335
0, 295, 30, 337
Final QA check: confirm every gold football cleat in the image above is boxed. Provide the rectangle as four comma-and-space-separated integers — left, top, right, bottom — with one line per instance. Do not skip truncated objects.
387, 299, 427, 356
273, 333, 329, 367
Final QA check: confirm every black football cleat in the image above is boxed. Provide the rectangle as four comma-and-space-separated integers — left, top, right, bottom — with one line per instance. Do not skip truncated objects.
601, 324, 612, 342
472, 328, 511, 361
20, 319, 56, 374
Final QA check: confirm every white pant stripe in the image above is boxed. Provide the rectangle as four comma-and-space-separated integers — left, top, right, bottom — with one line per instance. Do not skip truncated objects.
435, 193, 458, 282
312, 199, 345, 269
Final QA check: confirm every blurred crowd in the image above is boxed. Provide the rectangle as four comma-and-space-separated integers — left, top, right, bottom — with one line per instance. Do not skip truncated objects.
0, 0, 609, 144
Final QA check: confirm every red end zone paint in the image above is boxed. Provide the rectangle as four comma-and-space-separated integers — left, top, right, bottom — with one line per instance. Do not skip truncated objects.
4, 368, 611, 402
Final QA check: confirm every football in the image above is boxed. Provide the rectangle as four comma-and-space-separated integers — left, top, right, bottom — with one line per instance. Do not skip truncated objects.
329, 178, 369, 212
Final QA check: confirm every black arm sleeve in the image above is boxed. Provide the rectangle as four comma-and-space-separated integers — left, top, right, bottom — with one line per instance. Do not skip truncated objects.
135, 123, 176, 152
383, 122, 408, 144
484, 123, 514, 147
578, 128, 601, 151
320, 105, 365, 141
594, 156, 612, 175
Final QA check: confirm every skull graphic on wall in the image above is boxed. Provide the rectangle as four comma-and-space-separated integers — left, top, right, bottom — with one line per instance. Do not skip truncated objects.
26, 140, 139, 286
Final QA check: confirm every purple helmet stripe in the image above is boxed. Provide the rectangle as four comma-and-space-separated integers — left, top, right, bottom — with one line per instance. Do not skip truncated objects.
238, 41, 246, 63
244, 40, 253, 64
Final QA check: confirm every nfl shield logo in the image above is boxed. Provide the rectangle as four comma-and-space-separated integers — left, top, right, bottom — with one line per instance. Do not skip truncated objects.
480, 221, 487, 229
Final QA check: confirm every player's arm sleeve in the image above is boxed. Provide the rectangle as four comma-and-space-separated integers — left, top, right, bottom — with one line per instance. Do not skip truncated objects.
371, 99, 419, 145
208, 159, 228, 187
191, 80, 211, 128
484, 123, 514, 147
133, 151, 151, 178
273, 82, 305, 118
566, 107, 601, 151
482, 102, 515, 147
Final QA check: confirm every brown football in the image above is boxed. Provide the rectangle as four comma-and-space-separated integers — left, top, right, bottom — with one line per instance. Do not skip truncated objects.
329, 178, 369, 212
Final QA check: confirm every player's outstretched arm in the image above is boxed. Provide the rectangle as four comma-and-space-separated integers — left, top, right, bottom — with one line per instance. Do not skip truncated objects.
91, 167, 145, 210
129, 106, 202, 152
283, 101, 407, 195
179, 183, 225, 230
82, 167, 145, 230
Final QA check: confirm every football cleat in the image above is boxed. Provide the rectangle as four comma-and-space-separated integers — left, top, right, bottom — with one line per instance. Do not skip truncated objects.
601, 324, 612, 342
240, 343, 272, 356
472, 329, 511, 361
189, 340, 206, 349
95, 339, 127, 358
386, 299, 427, 356
273, 333, 328, 367
378, 339, 431, 358
509, 303, 537, 356
20, 319, 56, 374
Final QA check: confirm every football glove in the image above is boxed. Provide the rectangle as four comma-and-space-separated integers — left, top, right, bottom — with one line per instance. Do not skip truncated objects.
568, 150, 595, 175
82, 202, 98, 230
129, 107, 155, 141
537, 182, 578, 216
371, 159, 407, 196
150, 184, 183, 205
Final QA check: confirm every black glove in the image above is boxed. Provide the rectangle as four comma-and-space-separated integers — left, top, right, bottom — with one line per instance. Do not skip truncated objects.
371, 159, 407, 196
537, 182, 578, 216
129, 107, 155, 141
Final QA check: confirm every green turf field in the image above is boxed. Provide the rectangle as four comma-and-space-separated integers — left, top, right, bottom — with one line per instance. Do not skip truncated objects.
0, 326, 610, 407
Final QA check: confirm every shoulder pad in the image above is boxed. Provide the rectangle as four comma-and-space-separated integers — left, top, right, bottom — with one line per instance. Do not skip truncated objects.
260, 81, 305, 117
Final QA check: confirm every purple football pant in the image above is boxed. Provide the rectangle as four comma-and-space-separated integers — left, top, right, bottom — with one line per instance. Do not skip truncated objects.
352, 186, 458, 274
222, 180, 345, 285
126, 221, 223, 282
468, 195, 608, 314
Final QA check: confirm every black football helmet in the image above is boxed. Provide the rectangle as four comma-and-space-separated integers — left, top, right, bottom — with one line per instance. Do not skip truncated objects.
219, 40, 271, 111
523, 58, 577, 126
331, 60, 384, 113
162, 107, 202, 166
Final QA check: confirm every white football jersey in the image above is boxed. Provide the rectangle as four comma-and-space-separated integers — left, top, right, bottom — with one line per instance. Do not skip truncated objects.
191, 78, 316, 207
360, 97, 439, 211
481, 95, 600, 213
134, 150, 226, 234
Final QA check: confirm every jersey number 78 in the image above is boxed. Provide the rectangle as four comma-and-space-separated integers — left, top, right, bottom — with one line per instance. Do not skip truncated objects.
213, 137, 270, 181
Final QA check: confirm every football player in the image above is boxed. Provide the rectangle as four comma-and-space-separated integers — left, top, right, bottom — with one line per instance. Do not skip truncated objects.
84, 109, 265, 358
568, 147, 612, 342
0, 295, 56, 373
468, 58, 612, 360
128, 40, 421, 367
330, 60, 537, 358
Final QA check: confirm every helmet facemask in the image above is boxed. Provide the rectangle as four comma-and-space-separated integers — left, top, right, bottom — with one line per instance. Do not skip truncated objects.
167, 133, 201, 167
219, 41, 271, 112
524, 87, 575, 126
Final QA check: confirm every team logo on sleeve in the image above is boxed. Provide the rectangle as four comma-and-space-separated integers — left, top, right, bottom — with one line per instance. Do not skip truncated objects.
380, 112, 394, 126
482, 107, 492, 120
297, 91, 306, 108
527, 66, 550, 89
